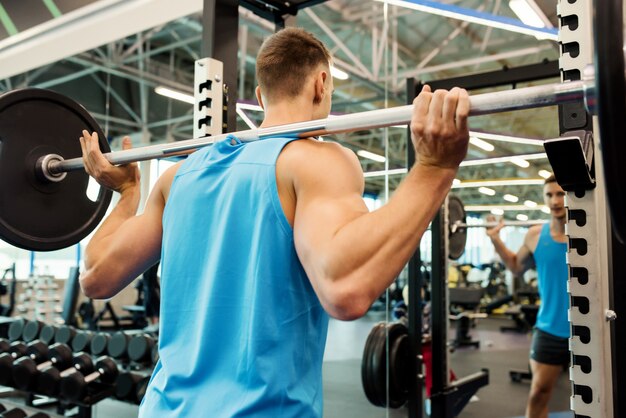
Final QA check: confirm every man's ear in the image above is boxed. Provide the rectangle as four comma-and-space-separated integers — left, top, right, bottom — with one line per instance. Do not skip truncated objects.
313, 71, 327, 104
255, 86, 265, 109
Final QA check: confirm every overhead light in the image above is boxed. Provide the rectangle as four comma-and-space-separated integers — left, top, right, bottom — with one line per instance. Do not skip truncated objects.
479, 187, 496, 196
469, 136, 495, 152
453, 179, 461, 186
357, 150, 386, 163
331, 66, 349, 80
516, 213, 529, 221
491, 208, 505, 216
470, 131, 544, 146
453, 178, 544, 188
538, 169, 552, 179
363, 168, 407, 178
510, 157, 530, 168
465, 204, 547, 212
524, 200, 538, 208
237, 102, 264, 112
155, 86, 194, 104
375, 0, 558, 40
509, 0, 550, 28
503, 194, 519, 203
541, 206, 551, 214
461, 153, 546, 167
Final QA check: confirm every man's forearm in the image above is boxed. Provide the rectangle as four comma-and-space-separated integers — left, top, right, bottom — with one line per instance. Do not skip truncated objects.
320, 163, 456, 299
85, 185, 141, 269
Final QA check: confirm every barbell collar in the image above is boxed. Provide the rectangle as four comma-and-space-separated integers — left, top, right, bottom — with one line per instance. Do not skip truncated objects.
46, 79, 592, 176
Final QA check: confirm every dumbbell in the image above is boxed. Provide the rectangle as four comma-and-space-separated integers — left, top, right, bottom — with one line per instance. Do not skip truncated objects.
0, 338, 10, 353
36, 353, 94, 397
128, 334, 156, 364
38, 325, 58, 345
60, 357, 119, 401
71, 331, 94, 353
151, 344, 159, 365
7, 318, 26, 342
107, 332, 130, 360
0, 404, 49, 418
89, 333, 111, 357
114, 372, 150, 404
0, 341, 34, 385
54, 326, 77, 346
0, 404, 26, 418
12, 343, 73, 391
21, 320, 45, 343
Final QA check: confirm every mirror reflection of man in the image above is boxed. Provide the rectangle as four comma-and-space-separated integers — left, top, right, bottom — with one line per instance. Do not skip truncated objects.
487, 175, 568, 418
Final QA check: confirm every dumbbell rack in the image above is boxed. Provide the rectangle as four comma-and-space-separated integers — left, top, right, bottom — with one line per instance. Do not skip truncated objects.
17, 275, 61, 324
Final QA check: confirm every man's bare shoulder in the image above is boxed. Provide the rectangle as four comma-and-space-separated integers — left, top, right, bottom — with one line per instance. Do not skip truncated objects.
524, 224, 543, 251
279, 138, 363, 192
158, 161, 183, 201
281, 139, 362, 174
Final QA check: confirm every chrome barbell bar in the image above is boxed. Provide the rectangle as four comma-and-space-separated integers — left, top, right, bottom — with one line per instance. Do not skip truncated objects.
45, 78, 594, 177
450, 219, 547, 234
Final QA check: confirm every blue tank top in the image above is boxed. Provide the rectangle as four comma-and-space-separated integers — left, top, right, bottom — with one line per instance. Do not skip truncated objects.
532, 223, 570, 338
140, 136, 329, 418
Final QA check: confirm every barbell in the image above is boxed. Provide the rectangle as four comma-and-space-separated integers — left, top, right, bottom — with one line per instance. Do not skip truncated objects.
0, 1, 623, 252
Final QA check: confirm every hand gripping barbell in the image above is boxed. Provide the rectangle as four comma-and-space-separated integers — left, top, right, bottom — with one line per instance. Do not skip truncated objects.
0, 1, 623, 252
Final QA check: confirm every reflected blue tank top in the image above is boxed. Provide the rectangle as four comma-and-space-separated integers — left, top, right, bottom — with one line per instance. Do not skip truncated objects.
533, 223, 570, 338
140, 136, 329, 418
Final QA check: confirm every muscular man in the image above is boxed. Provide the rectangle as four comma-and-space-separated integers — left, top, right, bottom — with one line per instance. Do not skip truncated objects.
487, 175, 568, 418
78, 28, 470, 417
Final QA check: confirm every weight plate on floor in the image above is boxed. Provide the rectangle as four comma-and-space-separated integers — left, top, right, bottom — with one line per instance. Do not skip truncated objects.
0, 88, 112, 251
448, 194, 467, 260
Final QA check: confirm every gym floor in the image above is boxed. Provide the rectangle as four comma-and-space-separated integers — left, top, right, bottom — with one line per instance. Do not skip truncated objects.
0, 315, 572, 418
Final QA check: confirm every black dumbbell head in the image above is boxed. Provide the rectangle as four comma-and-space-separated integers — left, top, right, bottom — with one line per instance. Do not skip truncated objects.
22, 320, 44, 343
151, 344, 159, 365
73, 352, 94, 373
0, 407, 27, 418
128, 335, 155, 363
114, 372, 142, 401
107, 332, 130, 359
135, 376, 150, 404
0, 338, 9, 354
25, 340, 48, 362
7, 318, 26, 342
39, 325, 58, 345
90, 333, 110, 357
59, 370, 87, 401
55, 326, 77, 346
49, 343, 73, 369
0, 353, 15, 386
71, 331, 93, 353
95, 356, 119, 384
12, 356, 38, 390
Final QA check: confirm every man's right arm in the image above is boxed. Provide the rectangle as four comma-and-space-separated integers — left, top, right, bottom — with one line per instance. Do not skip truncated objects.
487, 223, 536, 276
292, 87, 470, 320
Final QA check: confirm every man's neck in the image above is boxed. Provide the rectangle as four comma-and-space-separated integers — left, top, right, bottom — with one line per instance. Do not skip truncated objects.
551, 215, 566, 234
259, 99, 316, 128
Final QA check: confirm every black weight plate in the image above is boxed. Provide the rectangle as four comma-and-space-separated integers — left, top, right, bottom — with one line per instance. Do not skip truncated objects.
361, 323, 386, 406
388, 326, 409, 407
114, 372, 141, 400
447, 194, 467, 260
8, 317, 26, 341
594, 1, 626, 243
0, 88, 112, 251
